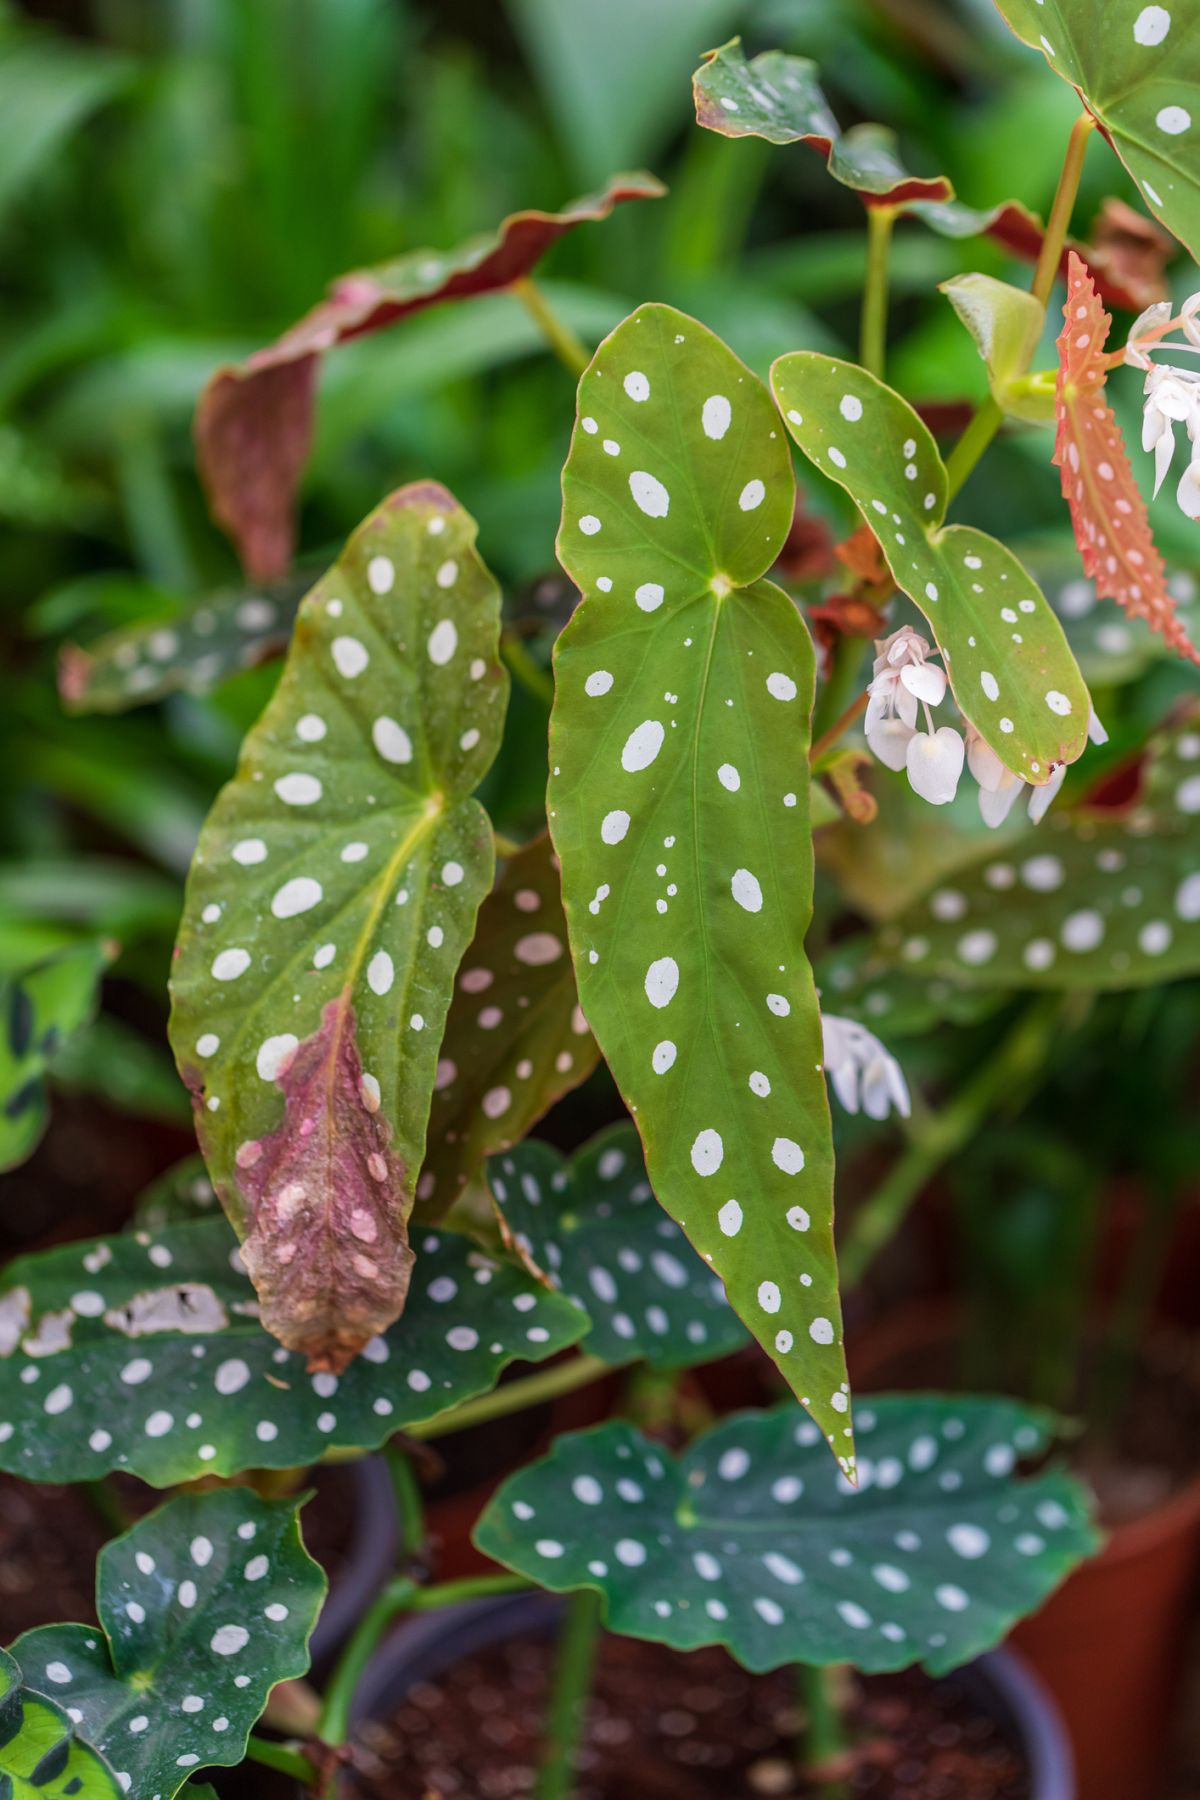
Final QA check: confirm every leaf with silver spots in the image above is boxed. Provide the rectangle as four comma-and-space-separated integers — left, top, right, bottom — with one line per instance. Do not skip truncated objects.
488, 1124, 747, 1368
474, 1399, 1098, 1675
550, 303, 852, 1463
12, 1487, 324, 1800
168, 482, 507, 1371
772, 352, 1091, 785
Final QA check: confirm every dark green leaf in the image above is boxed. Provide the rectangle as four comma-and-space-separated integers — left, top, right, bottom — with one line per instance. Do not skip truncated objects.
0, 1647, 121, 1798
474, 1398, 1098, 1675
13, 1487, 324, 1800
416, 833, 600, 1223
168, 484, 507, 1369
0, 940, 114, 1172
551, 303, 853, 1467
488, 1124, 747, 1368
0, 1216, 584, 1485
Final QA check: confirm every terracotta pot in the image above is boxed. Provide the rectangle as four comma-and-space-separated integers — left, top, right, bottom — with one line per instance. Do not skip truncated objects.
347, 1593, 1076, 1798
850, 1302, 1200, 1800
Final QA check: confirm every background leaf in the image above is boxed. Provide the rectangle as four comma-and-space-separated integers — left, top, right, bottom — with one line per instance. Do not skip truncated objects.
0, 939, 115, 1172
474, 1398, 1098, 1675
550, 303, 853, 1466
488, 1123, 747, 1368
168, 483, 507, 1368
416, 832, 600, 1223
772, 352, 1091, 784
0, 1215, 584, 1485
0, 1647, 121, 1799
13, 1488, 325, 1800
196, 174, 665, 578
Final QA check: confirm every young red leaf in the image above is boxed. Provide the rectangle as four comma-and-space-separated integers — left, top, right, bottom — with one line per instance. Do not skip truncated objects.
195, 174, 665, 579
1053, 252, 1199, 666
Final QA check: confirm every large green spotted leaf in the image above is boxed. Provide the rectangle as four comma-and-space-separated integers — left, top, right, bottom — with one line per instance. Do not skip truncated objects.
168, 483, 508, 1371
1, 939, 114, 1172
58, 573, 309, 714
875, 712, 1200, 990
550, 304, 853, 1467
0, 1648, 121, 1799
487, 1124, 747, 1369
817, 940, 1003, 1041
991, 1, 1200, 259
13, 1488, 324, 1800
415, 833, 600, 1223
1024, 539, 1200, 686
0, 1217, 584, 1486
772, 354, 1091, 785
474, 1397, 1098, 1676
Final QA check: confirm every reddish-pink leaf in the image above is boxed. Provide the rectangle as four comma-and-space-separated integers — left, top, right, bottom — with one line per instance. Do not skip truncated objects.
1053, 251, 1199, 666
194, 173, 665, 579
232, 997, 415, 1372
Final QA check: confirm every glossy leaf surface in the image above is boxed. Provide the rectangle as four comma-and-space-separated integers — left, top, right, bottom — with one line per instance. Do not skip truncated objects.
0, 1216, 584, 1486
0, 1648, 120, 1799
416, 833, 600, 1223
168, 484, 507, 1369
991, 1, 1200, 259
59, 574, 308, 714
13, 1488, 324, 1800
941, 273, 1054, 425
1054, 253, 1198, 664
475, 1398, 1097, 1675
0, 940, 113, 1172
196, 174, 664, 578
488, 1124, 746, 1368
874, 710, 1200, 989
551, 304, 851, 1464
772, 353, 1090, 785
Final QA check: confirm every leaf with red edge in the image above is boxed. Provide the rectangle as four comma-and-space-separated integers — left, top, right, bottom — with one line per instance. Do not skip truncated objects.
195, 173, 665, 579
1053, 252, 1199, 667
415, 832, 601, 1224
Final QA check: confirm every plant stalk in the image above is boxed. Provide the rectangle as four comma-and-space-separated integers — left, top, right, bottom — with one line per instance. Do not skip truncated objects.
405, 1352, 610, 1443
860, 206, 896, 379
535, 1589, 603, 1800
513, 275, 590, 379
384, 1442, 426, 1560
244, 1734, 320, 1784
797, 1661, 850, 1798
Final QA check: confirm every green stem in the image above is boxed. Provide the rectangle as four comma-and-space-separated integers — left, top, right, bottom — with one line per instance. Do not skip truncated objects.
841, 997, 1065, 1286
811, 634, 869, 747
535, 1589, 603, 1800
406, 1571, 532, 1611
797, 1662, 849, 1798
859, 206, 896, 379
502, 629, 555, 707
384, 1443, 426, 1560
405, 1352, 609, 1443
513, 275, 590, 379
244, 1735, 320, 1784
943, 108, 1095, 501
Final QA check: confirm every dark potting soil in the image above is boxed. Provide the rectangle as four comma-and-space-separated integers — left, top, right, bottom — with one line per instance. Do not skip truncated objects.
343, 1631, 1032, 1800
0, 1464, 358, 1643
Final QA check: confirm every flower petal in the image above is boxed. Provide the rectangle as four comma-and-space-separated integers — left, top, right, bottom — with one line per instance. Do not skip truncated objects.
905, 725, 964, 807
866, 715, 916, 773
900, 660, 947, 706
1027, 762, 1066, 825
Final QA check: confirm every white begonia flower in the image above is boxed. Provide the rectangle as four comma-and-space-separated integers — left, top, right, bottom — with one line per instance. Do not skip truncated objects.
906, 723, 964, 806
1027, 762, 1067, 824
821, 1014, 911, 1122
962, 707, 1104, 830
1125, 300, 1173, 371
1131, 295, 1200, 518
1141, 365, 1200, 498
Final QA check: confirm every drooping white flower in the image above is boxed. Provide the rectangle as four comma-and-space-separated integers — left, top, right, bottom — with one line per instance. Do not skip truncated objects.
1130, 296, 1200, 518
1141, 365, 1200, 498
1125, 300, 1173, 371
962, 707, 1104, 829
865, 626, 960, 805
1027, 762, 1067, 824
906, 723, 964, 806
821, 1014, 911, 1122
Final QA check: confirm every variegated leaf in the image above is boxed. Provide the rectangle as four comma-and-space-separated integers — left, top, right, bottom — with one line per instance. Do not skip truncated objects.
1054, 252, 1198, 664
168, 484, 507, 1370
416, 832, 599, 1223
550, 304, 853, 1469
0, 1648, 121, 1799
1, 939, 114, 1172
196, 174, 665, 578
771, 353, 1091, 785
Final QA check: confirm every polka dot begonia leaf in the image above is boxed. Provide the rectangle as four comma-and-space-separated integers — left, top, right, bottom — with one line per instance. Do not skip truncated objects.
415, 832, 600, 1224
1022, 538, 1200, 687
167, 482, 508, 1373
195, 173, 665, 580
0, 1646, 121, 1798
57, 570, 310, 715
875, 707, 1200, 989
1, 939, 114, 1173
487, 1124, 747, 1369
0, 1216, 585, 1486
1054, 253, 1199, 664
11, 1486, 325, 1800
549, 303, 853, 1470
473, 1397, 1099, 1677
991, 0, 1200, 261
817, 939, 1003, 1041
771, 353, 1092, 785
